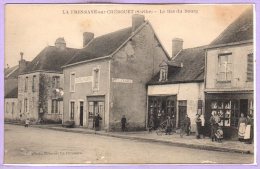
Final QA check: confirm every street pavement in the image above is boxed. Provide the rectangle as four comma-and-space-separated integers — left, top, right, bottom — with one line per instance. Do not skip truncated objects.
4, 124, 254, 164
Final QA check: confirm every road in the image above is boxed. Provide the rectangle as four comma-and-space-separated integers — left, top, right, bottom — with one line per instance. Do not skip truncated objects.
4, 124, 254, 164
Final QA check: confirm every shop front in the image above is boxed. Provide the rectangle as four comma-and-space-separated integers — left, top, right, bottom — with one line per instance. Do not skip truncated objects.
205, 92, 254, 139
87, 96, 105, 130
148, 95, 177, 129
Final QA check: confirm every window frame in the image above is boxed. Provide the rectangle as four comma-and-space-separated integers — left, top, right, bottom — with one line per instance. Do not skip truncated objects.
25, 76, 28, 92
217, 53, 232, 82
70, 101, 75, 120
92, 66, 100, 91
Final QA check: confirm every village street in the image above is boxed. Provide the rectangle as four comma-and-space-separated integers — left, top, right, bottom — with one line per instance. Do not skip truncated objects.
4, 124, 253, 164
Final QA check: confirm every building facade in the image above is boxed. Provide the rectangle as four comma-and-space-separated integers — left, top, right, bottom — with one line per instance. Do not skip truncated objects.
17, 38, 77, 123
204, 8, 254, 138
62, 14, 169, 131
147, 42, 206, 132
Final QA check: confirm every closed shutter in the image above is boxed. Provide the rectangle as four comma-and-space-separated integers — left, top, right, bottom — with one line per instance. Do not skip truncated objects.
247, 53, 253, 81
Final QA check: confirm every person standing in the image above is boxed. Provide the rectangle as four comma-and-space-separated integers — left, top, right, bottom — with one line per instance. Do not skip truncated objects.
25, 118, 30, 127
209, 112, 218, 142
165, 116, 173, 135
238, 113, 247, 142
94, 113, 102, 131
184, 114, 191, 136
195, 114, 202, 139
121, 115, 127, 132
245, 113, 253, 144
200, 113, 205, 138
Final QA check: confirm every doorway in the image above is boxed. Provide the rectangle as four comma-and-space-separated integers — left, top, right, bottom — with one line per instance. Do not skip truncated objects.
178, 100, 187, 128
240, 99, 248, 117
79, 101, 84, 126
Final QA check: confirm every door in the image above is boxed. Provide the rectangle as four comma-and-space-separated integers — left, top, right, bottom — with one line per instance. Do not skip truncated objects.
178, 100, 187, 128
79, 101, 84, 126
87, 96, 105, 130
240, 99, 248, 117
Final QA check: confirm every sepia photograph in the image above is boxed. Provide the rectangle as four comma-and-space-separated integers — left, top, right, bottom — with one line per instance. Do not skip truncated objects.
3, 4, 255, 164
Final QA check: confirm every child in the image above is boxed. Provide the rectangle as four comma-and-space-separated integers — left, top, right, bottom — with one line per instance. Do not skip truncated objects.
25, 118, 30, 127
215, 126, 224, 142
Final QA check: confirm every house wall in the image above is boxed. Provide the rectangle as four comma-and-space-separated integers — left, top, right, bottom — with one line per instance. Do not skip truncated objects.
4, 98, 19, 120
205, 43, 254, 90
147, 82, 204, 132
4, 78, 17, 97
110, 24, 169, 131
18, 72, 64, 122
63, 59, 110, 129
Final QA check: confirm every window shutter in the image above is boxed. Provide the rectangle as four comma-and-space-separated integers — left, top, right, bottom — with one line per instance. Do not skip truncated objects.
247, 53, 253, 81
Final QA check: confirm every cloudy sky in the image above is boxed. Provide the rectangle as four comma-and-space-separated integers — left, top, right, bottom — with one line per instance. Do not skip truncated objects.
5, 4, 251, 67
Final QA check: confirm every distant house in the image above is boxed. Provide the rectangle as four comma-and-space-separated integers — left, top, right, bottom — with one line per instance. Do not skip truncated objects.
147, 38, 206, 132
204, 8, 254, 138
62, 14, 170, 131
17, 38, 78, 123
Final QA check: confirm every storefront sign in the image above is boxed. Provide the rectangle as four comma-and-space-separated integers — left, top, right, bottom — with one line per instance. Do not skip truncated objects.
112, 78, 133, 84
75, 76, 92, 84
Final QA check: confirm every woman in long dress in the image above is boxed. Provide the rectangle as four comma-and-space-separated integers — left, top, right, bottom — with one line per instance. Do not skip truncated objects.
238, 113, 247, 142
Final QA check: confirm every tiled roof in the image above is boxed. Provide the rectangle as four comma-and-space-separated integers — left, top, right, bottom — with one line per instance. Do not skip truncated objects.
148, 45, 207, 85
210, 7, 253, 47
23, 46, 78, 73
4, 65, 19, 78
65, 27, 133, 65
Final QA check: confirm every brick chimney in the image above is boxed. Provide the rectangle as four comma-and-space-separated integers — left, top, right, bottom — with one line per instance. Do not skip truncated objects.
19, 52, 28, 74
172, 38, 183, 58
132, 14, 145, 32
83, 32, 94, 47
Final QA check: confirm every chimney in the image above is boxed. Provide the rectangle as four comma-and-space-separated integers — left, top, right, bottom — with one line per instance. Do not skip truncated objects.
19, 52, 28, 74
83, 32, 94, 47
132, 14, 145, 32
55, 37, 66, 50
172, 38, 183, 58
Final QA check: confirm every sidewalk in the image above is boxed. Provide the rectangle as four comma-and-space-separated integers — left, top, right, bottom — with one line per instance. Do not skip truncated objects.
26, 123, 254, 155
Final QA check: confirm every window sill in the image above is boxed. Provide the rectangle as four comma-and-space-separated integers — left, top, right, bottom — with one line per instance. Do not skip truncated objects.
216, 81, 231, 83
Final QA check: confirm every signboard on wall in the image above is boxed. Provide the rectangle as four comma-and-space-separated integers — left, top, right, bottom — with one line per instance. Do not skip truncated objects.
112, 78, 133, 84
75, 76, 92, 84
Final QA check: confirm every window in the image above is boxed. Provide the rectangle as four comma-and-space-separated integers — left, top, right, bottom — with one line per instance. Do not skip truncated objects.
24, 98, 28, 113
32, 75, 36, 92
217, 53, 232, 82
11, 102, 14, 114
70, 73, 75, 92
159, 67, 168, 81
52, 76, 60, 88
247, 53, 253, 81
6, 102, 9, 114
93, 68, 100, 91
70, 101, 75, 120
88, 102, 94, 118
52, 100, 58, 114
25, 77, 28, 92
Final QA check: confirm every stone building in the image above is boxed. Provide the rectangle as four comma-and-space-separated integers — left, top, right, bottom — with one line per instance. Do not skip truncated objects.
204, 8, 254, 138
147, 38, 206, 132
62, 14, 170, 131
17, 38, 78, 123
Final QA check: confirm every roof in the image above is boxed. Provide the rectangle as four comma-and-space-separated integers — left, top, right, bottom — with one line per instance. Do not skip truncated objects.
209, 7, 253, 47
23, 46, 78, 73
148, 45, 207, 85
5, 86, 18, 98
66, 27, 133, 65
4, 65, 19, 78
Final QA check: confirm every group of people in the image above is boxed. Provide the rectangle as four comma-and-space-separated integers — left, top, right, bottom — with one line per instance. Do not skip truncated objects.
209, 112, 223, 142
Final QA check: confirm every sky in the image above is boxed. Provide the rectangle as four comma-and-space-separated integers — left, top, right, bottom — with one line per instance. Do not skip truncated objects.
4, 4, 251, 67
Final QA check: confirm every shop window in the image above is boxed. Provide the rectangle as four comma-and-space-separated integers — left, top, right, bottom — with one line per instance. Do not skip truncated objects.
159, 67, 168, 81
247, 53, 253, 81
217, 53, 232, 82
52, 76, 60, 88
88, 102, 94, 118
70, 73, 75, 92
25, 77, 28, 92
93, 68, 100, 91
70, 101, 75, 120
210, 100, 239, 127
32, 75, 36, 92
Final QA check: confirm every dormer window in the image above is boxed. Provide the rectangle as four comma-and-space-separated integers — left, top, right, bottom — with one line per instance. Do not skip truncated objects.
159, 67, 168, 82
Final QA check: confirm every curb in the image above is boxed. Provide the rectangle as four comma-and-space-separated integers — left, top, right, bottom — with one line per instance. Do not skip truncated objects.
27, 124, 253, 155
